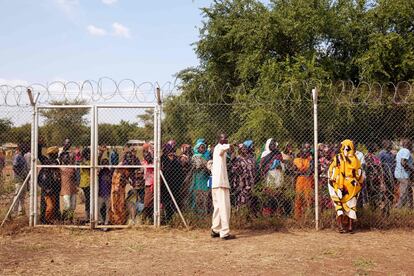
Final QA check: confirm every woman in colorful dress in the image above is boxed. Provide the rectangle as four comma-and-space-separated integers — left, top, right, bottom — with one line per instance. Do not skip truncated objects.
60, 152, 78, 222
179, 144, 193, 210
142, 144, 155, 222
231, 141, 257, 209
281, 143, 295, 216
318, 144, 334, 211
79, 148, 91, 221
293, 145, 314, 220
190, 140, 211, 214
259, 138, 284, 216
328, 139, 364, 233
109, 152, 135, 225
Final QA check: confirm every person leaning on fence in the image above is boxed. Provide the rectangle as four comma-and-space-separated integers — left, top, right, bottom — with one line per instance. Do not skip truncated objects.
378, 140, 396, 215
37, 142, 47, 223
259, 139, 285, 216
328, 139, 364, 234
293, 144, 314, 220
98, 158, 113, 225
161, 143, 185, 223
12, 144, 29, 216
79, 147, 91, 221
109, 152, 136, 225
281, 143, 295, 215
190, 140, 211, 214
178, 144, 193, 208
318, 144, 334, 211
211, 133, 236, 240
38, 146, 62, 224
394, 138, 414, 209
230, 140, 257, 211
60, 152, 78, 222
142, 143, 155, 222
126, 168, 145, 225
364, 143, 386, 210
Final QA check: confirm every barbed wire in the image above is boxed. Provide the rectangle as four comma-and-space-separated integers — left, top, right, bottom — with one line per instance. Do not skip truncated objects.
1, 78, 413, 106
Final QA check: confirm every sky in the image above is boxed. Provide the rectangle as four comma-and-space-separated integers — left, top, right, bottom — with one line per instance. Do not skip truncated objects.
0, 0, 212, 86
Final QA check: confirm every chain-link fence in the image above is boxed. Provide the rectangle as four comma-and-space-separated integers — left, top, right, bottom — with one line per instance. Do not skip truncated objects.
1, 80, 162, 229
35, 105, 93, 227
94, 105, 159, 228
1, 80, 414, 231
0, 106, 32, 227
160, 80, 414, 230
315, 82, 414, 230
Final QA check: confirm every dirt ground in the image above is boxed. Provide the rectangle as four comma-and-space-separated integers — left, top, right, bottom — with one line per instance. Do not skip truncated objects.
1, 226, 413, 276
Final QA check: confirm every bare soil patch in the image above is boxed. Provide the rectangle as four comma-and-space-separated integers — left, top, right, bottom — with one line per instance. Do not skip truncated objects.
1, 226, 413, 275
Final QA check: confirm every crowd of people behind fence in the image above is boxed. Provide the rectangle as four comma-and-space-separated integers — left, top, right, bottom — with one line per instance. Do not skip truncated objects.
5, 136, 414, 227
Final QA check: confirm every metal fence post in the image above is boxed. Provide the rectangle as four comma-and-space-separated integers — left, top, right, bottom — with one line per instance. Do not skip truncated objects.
33, 105, 39, 226
153, 106, 157, 227
312, 87, 319, 230
27, 88, 39, 227
28, 90, 35, 227
90, 106, 97, 229
153, 87, 162, 227
93, 106, 99, 228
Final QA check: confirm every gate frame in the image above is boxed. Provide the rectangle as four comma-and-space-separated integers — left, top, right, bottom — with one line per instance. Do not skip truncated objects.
32, 104, 95, 227
93, 103, 161, 229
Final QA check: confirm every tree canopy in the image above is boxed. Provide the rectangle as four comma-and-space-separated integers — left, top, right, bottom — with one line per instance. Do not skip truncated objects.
163, 0, 414, 146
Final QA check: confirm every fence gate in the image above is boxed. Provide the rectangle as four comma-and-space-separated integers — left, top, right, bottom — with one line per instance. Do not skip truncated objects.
31, 103, 162, 228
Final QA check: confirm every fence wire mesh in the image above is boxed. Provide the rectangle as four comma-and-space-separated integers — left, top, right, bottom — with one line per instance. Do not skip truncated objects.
160, 80, 414, 230
35, 106, 93, 226
96, 106, 156, 227
0, 106, 32, 225
1, 80, 414, 230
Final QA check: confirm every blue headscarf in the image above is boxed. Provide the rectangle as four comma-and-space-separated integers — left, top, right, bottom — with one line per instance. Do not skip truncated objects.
194, 138, 211, 160
193, 141, 207, 159
243, 140, 253, 150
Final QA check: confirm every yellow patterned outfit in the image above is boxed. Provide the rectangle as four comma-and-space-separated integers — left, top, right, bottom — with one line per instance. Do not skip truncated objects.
328, 140, 364, 219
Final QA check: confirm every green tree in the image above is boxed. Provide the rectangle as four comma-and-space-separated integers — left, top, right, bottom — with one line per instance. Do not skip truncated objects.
0, 118, 13, 144
39, 100, 90, 146
9, 124, 31, 145
98, 123, 119, 146
163, 0, 414, 147
137, 109, 155, 141
113, 120, 142, 145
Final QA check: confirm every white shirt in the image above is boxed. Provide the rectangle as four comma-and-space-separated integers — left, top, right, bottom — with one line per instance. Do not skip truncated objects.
24, 152, 31, 171
356, 151, 365, 166
356, 151, 366, 179
395, 148, 412, 179
212, 143, 230, 189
